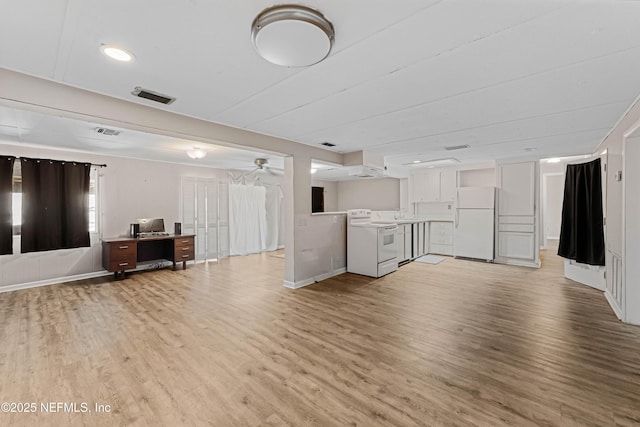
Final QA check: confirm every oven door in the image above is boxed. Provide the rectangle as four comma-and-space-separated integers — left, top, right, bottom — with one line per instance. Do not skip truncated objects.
378, 225, 398, 263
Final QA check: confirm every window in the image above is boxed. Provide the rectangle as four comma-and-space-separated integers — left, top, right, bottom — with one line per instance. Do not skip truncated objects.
11, 162, 99, 237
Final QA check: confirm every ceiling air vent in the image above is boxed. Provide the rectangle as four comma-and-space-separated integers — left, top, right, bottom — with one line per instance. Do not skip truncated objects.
131, 87, 176, 105
320, 142, 336, 147
95, 127, 121, 136
444, 144, 470, 151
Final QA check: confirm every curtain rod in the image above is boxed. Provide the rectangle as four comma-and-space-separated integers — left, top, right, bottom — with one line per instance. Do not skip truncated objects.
6, 156, 107, 168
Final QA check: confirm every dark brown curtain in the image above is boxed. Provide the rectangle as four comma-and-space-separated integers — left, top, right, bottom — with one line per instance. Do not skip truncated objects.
557, 158, 605, 266
20, 158, 91, 253
0, 156, 15, 255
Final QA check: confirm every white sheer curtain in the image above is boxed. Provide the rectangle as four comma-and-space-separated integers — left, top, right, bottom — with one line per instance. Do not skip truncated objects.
264, 183, 284, 251
229, 183, 267, 256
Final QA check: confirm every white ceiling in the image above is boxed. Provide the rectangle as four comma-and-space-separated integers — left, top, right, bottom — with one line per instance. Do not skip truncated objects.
0, 106, 285, 170
1, 0, 640, 175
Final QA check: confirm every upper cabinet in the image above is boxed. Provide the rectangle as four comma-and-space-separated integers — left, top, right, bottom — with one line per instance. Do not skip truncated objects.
410, 169, 456, 202
498, 162, 535, 216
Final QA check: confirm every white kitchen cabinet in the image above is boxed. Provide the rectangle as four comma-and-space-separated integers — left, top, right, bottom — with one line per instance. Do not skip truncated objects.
497, 232, 535, 259
410, 221, 428, 258
439, 170, 457, 202
429, 221, 453, 256
495, 160, 539, 267
410, 169, 456, 202
404, 224, 412, 261
498, 162, 535, 216
396, 224, 412, 263
418, 222, 427, 256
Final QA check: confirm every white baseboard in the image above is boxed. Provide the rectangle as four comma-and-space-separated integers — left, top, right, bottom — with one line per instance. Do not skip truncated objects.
494, 258, 541, 268
0, 270, 111, 294
283, 268, 346, 289
605, 290, 624, 321
0, 259, 187, 294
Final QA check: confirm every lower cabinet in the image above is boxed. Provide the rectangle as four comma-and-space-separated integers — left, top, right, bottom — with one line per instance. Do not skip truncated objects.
429, 221, 453, 256
102, 242, 137, 273
173, 236, 195, 267
397, 224, 413, 263
497, 231, 535, 260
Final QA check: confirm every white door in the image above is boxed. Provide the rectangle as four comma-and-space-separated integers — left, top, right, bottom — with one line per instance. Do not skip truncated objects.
181, 177, 219, 262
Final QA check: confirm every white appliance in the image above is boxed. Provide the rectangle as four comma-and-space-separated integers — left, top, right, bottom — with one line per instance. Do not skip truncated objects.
454, 187, 495, 261
347, 209, 398, 278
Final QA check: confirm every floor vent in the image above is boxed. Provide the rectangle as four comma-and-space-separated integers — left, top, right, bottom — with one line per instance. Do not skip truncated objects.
131, 87, 176, 105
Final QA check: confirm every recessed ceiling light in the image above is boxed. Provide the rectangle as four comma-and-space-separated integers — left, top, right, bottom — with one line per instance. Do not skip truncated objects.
100, 44, 134, 62
413, 160, 421, 164
251, 5, 334, 67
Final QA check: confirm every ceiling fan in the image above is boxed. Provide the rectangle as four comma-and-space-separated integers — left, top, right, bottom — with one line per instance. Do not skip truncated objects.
248, 158, 284, 175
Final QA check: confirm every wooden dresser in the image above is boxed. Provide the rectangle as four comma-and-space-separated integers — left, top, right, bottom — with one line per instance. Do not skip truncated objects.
102, 234, 195, 279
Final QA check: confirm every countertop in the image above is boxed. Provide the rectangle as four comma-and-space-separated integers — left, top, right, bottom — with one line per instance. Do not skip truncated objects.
394, 217, 453, 224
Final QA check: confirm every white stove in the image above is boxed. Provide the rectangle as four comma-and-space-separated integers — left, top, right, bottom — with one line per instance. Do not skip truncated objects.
347, 209, 398, 278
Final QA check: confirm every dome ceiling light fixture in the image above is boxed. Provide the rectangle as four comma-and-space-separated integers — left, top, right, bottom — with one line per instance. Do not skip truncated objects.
251, 4, 335, 67
187, 147, 206, 159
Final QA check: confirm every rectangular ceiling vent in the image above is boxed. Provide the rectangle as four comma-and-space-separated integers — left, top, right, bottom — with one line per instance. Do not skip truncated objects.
95, 127, 121, 136
320, 142, 336, 147
131, 87, 176, 105
444, 144, 470, 151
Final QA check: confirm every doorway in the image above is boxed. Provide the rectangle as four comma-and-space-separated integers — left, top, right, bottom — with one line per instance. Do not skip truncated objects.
542, 172, 564, 248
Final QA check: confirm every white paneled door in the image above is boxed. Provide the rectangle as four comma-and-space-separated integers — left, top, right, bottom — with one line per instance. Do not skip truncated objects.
181, 177, 222, 261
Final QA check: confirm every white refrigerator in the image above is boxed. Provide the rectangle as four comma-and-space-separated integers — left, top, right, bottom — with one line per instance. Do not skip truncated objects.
454, 187, 495, 261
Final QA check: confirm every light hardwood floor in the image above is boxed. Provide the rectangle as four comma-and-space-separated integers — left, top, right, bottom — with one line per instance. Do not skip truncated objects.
1, 250, 640, 426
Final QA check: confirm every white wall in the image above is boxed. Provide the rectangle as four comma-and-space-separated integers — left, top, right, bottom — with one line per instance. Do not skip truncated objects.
594, 95, 640, 324
0, 141, 228, 291
311, 179, 339, 212
337, 178, 400, 211
0, 69, 347, 289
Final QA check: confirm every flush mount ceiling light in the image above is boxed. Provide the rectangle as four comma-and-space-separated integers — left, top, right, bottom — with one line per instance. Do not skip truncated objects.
100, 44, 134, 62
251, 5, 334, 67
187, 147, 206, 159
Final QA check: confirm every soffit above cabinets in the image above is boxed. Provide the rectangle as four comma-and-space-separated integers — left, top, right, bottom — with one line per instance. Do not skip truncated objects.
1, 1, 640, 172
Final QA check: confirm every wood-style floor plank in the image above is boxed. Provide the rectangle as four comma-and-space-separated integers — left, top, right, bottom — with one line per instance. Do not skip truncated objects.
1, 249, 640, 426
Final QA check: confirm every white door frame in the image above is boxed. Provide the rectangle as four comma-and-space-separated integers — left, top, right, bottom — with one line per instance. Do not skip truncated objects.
541, 172, 564, 248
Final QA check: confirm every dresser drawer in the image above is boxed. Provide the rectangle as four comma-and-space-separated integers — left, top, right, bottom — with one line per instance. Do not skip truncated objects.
102, 241, 137, 272
174, 237, 194, 249
174, 248, 195, 262
108, 259, 136, 272
108, 242, 137, 261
